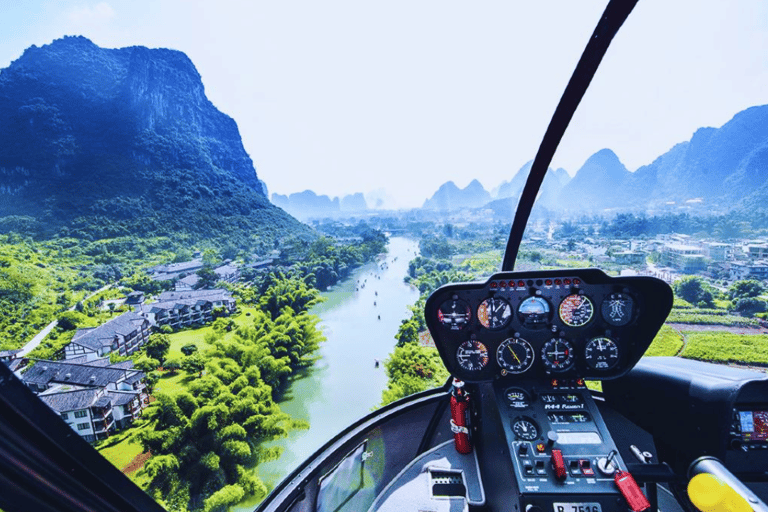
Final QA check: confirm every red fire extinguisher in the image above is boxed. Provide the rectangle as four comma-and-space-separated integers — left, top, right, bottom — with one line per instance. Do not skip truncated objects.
450, 378, 472, 454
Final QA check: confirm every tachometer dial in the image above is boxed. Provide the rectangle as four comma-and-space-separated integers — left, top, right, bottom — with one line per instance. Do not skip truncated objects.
456, 340, 489, 371
517, 296, 551, 327
437, 298, 472, 330
478, 297, 512, 329
601, 293, 634, 326
541, 338, 575, 372
512, 417, 539, 441
559, 294, 594, 327
497, 338, 535, 374
584, 337, 619, 370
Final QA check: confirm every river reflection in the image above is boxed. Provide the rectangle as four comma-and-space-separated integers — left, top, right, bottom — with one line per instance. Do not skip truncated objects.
233, 237, 419, 511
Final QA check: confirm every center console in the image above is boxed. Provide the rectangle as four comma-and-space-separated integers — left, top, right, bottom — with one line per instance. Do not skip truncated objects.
495, 378, 628, 512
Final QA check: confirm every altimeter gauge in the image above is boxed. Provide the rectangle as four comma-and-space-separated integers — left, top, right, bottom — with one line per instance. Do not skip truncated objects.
478, 297, 512, 329
496, 338, 535, 374
559, 294, 594, 327
456, 339, 489, 371
437, 298, 472, 330
584, 337, 619, 370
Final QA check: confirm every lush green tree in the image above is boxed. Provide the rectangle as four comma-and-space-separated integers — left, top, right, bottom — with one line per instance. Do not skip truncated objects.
729, 280, 764, 300
134, 354, 161, 373
181, 353, 206, 375
258, 278, 322, 320
57, 311, 86, 331
146, 333, 171, 362
731, 297, 768, 317
203, 484, 245, 512
164, 355, 183, 374
381, 343, 449, 405
673, 276, 714, 308
195, 266, 218, 289
181, 343, 198, 356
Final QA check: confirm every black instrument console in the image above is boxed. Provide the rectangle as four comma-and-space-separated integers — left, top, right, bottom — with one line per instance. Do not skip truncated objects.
494, 378, 628, 512
425, 269, 673, 512
425, 269, 672, 383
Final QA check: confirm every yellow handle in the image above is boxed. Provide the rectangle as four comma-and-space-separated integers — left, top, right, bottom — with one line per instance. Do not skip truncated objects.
688, 473, 753, 512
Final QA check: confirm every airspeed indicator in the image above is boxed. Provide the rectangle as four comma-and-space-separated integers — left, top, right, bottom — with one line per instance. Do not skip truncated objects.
559, 294, 594, 327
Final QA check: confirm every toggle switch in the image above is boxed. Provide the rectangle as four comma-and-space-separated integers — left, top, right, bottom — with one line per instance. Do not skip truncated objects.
551, 449, 566, 480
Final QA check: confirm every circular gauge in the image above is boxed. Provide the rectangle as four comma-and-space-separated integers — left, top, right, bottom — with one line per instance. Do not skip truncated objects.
601, 292, 634, 327
437, 298, 472, 330
517, 296, 551, 327
541, 338, 575, 372
456, 340, 489, 371
477, 297, 512, 329
559, 294, 594, 327
497, 338, 535, 374
505, 388, 531, 409
512, 417, 539, 441
584, 337, 620, 370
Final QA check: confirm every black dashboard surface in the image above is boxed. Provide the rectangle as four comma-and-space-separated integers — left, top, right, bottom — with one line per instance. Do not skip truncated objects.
424, 268, 672, 383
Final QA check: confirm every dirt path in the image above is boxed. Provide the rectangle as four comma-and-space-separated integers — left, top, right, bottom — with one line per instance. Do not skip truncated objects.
123, 451, 151, 475
666, 323, 768, 334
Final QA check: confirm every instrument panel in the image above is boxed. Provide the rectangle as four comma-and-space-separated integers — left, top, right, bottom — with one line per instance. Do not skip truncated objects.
424, 269, 672, 382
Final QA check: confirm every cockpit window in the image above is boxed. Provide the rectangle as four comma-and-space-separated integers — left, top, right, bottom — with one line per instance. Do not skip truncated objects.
1, 2, 767, 512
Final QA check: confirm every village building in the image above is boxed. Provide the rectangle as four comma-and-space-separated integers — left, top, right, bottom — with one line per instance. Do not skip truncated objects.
148, 258, 204, 282
137, 288, 236, 329
729, 260, 768, 282
23, 358, 147, 442
0, 349, 23, 373
64, 311, 151, 362
660, 243, 706, 273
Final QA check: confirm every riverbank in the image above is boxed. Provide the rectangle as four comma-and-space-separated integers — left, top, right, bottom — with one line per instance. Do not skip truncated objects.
233, 237, 419, 511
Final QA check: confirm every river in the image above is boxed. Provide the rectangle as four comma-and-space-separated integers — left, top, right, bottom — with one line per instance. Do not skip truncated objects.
234, 236, 420, 511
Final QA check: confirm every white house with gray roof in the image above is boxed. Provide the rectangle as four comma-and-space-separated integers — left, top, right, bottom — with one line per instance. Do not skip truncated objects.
137, 288, 236, 329
64, 311, 150, 361
27, 358, 148, 441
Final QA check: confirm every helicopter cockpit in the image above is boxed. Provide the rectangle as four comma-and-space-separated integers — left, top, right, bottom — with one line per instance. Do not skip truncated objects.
1, 1, 768, 512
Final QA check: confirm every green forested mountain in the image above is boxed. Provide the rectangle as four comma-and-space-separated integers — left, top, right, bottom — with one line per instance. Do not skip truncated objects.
0, 36, 310, 245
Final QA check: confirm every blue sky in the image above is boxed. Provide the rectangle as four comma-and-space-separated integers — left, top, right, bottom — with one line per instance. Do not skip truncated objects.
2, 1, 767, 208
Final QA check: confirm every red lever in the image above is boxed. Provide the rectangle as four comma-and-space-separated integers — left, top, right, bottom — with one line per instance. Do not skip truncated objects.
615, 470, 650, 512
551, 449, 566, 480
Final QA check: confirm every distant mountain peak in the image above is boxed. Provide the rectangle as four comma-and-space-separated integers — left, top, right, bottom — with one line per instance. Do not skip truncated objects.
422, 179, 490, 210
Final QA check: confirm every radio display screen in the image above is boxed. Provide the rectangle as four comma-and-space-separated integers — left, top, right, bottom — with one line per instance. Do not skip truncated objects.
739, 410, 768, 441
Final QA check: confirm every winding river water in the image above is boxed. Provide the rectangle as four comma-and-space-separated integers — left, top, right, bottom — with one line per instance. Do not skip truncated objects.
234, 237, 419, 511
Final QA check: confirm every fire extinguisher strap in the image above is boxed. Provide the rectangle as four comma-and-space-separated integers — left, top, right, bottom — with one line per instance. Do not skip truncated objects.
450, 419, 469, 435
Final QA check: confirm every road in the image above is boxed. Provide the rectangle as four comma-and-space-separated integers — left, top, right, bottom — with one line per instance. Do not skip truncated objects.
18, 282, 116, 357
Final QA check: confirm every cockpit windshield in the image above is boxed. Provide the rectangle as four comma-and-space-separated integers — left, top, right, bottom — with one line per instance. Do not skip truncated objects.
1, 2, 767, 512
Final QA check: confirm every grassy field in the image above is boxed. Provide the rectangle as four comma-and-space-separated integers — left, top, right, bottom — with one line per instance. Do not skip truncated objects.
680, 332, 768, 365
646, 325, 684, 357
96, 422, 148, 469
165, 305, 260, 358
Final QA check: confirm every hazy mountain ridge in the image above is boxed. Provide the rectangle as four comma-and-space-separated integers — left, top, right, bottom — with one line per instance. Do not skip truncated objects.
271, 190, 368, 220
421, 179, 491, 211
0, 36, 309, 242
419, 104, 768, 215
